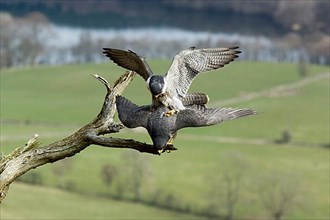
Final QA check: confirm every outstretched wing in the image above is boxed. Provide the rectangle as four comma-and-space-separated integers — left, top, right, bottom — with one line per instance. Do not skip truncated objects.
165, 47, 241, 98
103, 48, 153, 81
116, 96, 150, 128
176, 105, 256, 130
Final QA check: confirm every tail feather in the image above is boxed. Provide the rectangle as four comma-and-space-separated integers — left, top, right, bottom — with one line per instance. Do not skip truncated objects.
182, 93, 209, 106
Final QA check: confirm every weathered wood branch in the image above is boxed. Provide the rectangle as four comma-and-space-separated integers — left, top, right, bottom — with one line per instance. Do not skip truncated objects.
0, 71, 162, 203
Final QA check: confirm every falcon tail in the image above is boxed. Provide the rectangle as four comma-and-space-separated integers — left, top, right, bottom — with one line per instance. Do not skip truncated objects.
181, 93, 209, 106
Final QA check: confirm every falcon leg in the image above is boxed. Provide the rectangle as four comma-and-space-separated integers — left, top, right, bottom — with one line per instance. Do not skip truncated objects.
167, 136, 174, 145
165, 135, 177, 153
158, 134, 177, 154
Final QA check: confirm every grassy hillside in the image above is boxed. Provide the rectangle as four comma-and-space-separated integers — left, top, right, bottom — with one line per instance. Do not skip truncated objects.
1, 61, 329, 219
1, 183, 198, 219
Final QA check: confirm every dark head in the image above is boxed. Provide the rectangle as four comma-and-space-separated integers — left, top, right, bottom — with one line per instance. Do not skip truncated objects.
147, 75, 166, 96
152, 135, 170, 152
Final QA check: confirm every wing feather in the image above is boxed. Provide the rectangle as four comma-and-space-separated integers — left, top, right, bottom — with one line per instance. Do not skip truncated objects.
103, 48, 153, 81
176, 105, 256, 129
115, 96, 150, 128
166, 47, 241, 98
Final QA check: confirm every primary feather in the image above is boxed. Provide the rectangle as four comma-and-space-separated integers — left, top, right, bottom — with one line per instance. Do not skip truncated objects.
103, 48, 153, 80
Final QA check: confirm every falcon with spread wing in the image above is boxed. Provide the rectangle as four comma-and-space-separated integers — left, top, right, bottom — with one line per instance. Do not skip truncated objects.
116, 96, 256, 154
103, 47, 240, 116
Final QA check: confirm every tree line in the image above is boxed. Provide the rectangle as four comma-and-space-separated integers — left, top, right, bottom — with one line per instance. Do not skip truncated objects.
1, 11, 329, 70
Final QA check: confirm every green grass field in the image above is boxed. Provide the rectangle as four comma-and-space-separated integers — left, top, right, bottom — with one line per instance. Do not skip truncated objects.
1, 61, 329, 219
1, 183, 198, 219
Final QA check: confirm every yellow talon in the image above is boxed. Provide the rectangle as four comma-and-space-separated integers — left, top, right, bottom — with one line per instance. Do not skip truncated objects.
163, 109, 178, 117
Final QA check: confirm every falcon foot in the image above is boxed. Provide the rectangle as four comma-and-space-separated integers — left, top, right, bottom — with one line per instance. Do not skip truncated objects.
157, 145, 177, 155
163, 109, 179, 117
165, 144, 177, 151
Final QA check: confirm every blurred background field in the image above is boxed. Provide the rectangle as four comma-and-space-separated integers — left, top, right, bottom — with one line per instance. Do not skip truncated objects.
0, 1, 329, 219
1, 61, 329, 219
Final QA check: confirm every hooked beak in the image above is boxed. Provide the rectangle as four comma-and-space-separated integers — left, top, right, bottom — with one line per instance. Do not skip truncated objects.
154, 93, 164, 98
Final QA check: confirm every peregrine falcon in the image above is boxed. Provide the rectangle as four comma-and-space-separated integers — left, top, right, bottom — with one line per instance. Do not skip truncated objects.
116, 96, 256, 154
103, 46, 240, 116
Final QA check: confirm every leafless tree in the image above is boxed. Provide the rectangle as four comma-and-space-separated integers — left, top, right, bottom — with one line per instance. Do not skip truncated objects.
100, 163, 117, 192
0, 71, 163, 203
72, 31, 96, 63
120, 150, 153, 201
259, 171, 301, 220
207, 153, 249, 220
275, 1, 316, 32
223, 154, 248, 220
297, 55, 309, 78
0, 12, 51, 68
52, 157, 74, 188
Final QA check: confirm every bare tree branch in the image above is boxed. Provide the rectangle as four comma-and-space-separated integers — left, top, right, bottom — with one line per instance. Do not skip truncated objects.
89, 136, 159, 155
0, 70, 164, 203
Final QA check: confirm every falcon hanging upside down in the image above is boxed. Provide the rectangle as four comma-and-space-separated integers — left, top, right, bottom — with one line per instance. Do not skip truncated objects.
116, 96, 256, 154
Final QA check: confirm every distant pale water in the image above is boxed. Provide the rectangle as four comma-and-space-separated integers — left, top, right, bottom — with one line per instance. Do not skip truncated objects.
48, 24, 272, 48
39, 24, 311, 65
